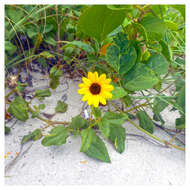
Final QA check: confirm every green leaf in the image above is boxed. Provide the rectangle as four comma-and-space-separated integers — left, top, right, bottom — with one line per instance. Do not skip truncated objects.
108, 125, 126, 153
80, 129, 110, 163
21, 129, 42, 144
44, 36, 57, 46
92, 107, 101, 118
39, 104, 45, 110
122, 94, 132, 107
137, 111, 154, 134
55, 100, 68, 113
171, 5, 185, 20
103, 111, 128, 126
5, 126, 11, 134
110, 84, 127, 100
140, 15, 167, 41
16, 82, 26, 93
147, 53, 169, 75
5, 41, 17, 54
42, 126, 69, 146
106, 45, 120, 72
159, 40, 172, 62
49, 66, 63, 89
69, 115, 89, 130
35, 89, 51, 97
176, 116, 185, 129
78, 5, 125, 42
106, 33, 137, 75
153, 97, 168, 114
39, 51, 55, 59
164, 20, 178, 31
8, 96, 29, 121
26, 24, 38, 38
107, 5, 132, 10
123, 63, 159, 91
176, 85, 185, 113
65, 41, 95, 54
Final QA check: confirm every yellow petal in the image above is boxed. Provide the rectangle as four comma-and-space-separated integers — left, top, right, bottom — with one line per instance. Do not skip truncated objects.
88, 72, 95, 82
82, 94, 90, 101
82, 77, 91, 86
102, 84, 114, 91
99, 74, 106, 81
78, 88, 89, 95
78, 83, 87, 88
87, 96, 93, 106
99, 96, 106, 105
92, 95, 99, 107
102, 91, 112, 99
94, 72, 99, 82
104, 78, 111, 84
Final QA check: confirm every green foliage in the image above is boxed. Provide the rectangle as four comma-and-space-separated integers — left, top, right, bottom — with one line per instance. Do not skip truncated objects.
80, 129, 110, 163
35, 89, 51, 98
42, 126, 69, 146
55, 101, 68, 113
110, 84, 127, 100
136, 111, 154, 134
5, 126, 11, 134
78, 5, 125, 42
123, 63, 159, 91
8, 96, 29, 121
69, 115, 90, 130
49, 66, 63, 89
21, 129, 42, 144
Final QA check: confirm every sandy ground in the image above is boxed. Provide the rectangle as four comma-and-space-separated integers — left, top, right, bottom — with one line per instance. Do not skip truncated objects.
4, 72, 185, 185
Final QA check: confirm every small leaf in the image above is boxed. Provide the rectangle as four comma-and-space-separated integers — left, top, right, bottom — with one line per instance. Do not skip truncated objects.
176, 85, 185, 113
176, 116, 185, 129
32, 129, 42, 141
8, 96, 29, 121
159, 40, 172, 62
49, 66, 63, 89
5, 126, 11, 134
122, 94, 132, 107
153, 97, 168, 114
42, 126, 69, 146
44, 36, 57, 46
137, 111, 154, 134
80, 129, 111, 163
65, 41, 95, 54
108, 125, 126, 153
21, 133, 33, 145
5, 41, 17, 54
110, 84, 127, 100
92, 107, 101, 118
69, 115, 89, 130
39, 51, 55, 59
35, 89, 51, 98
55, 101, 68, 113
38, 104, 45, 110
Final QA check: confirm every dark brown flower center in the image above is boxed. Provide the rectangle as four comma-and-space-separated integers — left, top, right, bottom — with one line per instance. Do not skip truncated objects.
89, 83, 101, 95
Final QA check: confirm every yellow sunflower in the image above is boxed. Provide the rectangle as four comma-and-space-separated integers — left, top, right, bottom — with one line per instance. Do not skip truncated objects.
78, 72, 114, 107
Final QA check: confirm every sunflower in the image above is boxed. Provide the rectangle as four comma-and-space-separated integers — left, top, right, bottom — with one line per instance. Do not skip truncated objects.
78, 72, 114, 107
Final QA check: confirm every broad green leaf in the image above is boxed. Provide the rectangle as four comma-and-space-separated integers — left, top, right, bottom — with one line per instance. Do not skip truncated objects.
78, 5, 125, 42
106, 45, 120, 72
55, 101, 68, 113
107, 5, 132, 10
80, 129, 110, 163
137, 111, 154, 134
65, 41, 95, 54
106, 32, 137, 75
108, 125, 126, 153
103, 111, 128, 126
39, 104, 45, 110
35, 88, 51, 97
42, 126, 69, 146
39, 51, 55, 59
110, 84, 127, 100
159, 40, 172, 61
69, 115, 89, 130
123, 64, 159, 91
5, 126, 11, 134
8, 96, 29, 121
140, 15, 167, 41
147, 53, 169, 75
